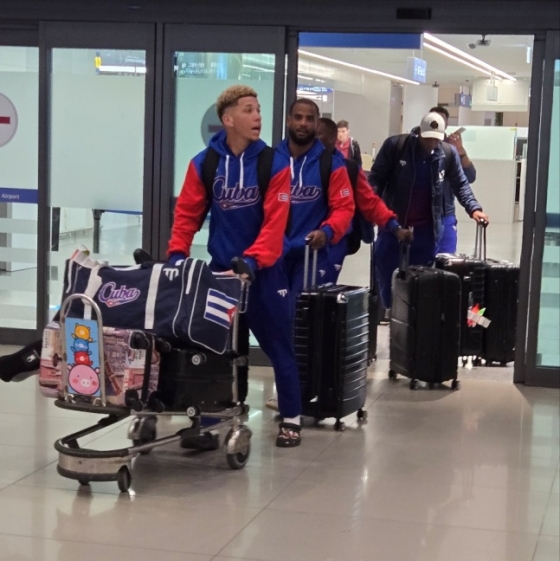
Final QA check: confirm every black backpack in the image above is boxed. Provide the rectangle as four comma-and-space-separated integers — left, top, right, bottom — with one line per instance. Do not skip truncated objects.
201, 146, 275, 205
170, 146, 275, 228
315, 151, 370, 256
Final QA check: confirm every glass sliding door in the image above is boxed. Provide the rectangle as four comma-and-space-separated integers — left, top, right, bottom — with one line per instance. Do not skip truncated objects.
39, 23, 156, 325
516, 31, 560, 388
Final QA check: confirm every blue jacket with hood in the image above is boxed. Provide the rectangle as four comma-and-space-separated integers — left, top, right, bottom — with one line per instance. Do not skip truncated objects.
168, 130, 291, 272
276, 138, 355, 257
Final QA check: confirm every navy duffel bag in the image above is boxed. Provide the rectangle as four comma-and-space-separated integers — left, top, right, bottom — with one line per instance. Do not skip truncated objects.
60, 251, 243, 354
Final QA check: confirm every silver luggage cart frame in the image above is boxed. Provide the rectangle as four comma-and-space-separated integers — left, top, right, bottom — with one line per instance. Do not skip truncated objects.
53, 276, 252, 493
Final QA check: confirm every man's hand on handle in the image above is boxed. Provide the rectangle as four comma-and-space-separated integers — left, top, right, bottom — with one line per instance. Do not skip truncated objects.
395, 227, 414, 244
471, 210, 489, 225
306, 230, 328, 250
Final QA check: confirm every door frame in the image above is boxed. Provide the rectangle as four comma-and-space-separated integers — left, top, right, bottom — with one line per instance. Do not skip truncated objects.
37, 21, 157, 332
0, 27, 40, 344
516, 30, 560, 388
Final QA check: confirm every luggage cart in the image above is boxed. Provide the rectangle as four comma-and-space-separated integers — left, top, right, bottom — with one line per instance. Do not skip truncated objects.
53, 275, 252, 493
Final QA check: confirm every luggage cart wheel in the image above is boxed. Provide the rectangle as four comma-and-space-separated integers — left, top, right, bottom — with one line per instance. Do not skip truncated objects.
334, 420, 346, 431
132, 416, 157, 454
224, 429, 251, 470
409, 379, 419, 390
117, 466, 132, 492
357, 409, 368, 422
451, 380, 461, 391
388, 369, 397, 380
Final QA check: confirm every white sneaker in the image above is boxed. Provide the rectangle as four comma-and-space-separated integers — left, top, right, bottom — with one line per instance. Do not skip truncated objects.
265, 397, 279, 412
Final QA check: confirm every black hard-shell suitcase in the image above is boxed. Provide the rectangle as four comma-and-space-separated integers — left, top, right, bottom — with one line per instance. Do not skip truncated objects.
435, 253, 486, 364
295, 244, 369, 430
156, 291, 250, 413
476, 225, 520, 365
389, 243, 462, 390
368, 242, 380, 363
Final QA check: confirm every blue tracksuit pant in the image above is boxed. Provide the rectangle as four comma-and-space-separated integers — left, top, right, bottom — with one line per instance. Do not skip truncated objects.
438, 215, 458, 254
375, 227, 438, 309
323, 236, 348, 284
243, 262, 302, 419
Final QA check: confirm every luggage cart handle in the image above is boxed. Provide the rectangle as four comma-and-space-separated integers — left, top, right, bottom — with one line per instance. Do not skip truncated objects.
303, 238, 319, 291
473, 219, 488, 261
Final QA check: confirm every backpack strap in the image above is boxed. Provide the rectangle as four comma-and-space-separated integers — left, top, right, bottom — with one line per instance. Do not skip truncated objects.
201, 147, 220, 205
393, 134, 409, 170
319, 149, 333, 204
256, 146, 274, 199
344, 158, 359, 191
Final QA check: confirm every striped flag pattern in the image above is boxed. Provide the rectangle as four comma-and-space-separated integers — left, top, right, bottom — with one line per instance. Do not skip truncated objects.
203, 288, 238, 329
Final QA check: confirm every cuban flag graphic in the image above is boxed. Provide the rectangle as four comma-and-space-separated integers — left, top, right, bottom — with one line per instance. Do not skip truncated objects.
204, 288, 238, 329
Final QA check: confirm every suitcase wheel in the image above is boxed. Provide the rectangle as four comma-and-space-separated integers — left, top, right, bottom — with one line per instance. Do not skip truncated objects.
428, 383, 438, 390
334, 420, 346, 432
409, 379, 419, 391
472, 357, 482, 367
388, 369, 397, 380
357, 408, 368, 422
451, 380, 461, 391
461, 358, 468, 367
117, 466, 132, 493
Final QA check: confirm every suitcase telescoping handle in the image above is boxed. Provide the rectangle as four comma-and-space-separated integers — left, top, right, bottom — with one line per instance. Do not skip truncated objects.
303, 237, 319, 290
473, 219, 488, 261
397, 227, 413, 278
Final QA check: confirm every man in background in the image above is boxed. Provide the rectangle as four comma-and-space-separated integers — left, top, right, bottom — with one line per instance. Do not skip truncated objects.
336, 119, 362, 167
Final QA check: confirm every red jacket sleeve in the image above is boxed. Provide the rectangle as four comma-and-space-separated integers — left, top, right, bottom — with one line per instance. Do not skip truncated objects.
167, 160, 208, 256
355, 168, 396, 228
243, 166, 291, 268
321, 166, 355, 244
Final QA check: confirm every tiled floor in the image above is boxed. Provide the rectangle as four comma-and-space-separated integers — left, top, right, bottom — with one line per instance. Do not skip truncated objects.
1, 218, 558, 560
0, 322, 558, 561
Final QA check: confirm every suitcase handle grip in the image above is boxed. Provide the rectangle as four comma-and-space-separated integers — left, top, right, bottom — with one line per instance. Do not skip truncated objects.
398, 237, 412, 277
303, 238, 319, 290
474, 220, 488, 261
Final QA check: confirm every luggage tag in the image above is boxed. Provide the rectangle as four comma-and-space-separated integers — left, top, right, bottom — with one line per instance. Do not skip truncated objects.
467, 304, 491, 328
63, 317, 102, 399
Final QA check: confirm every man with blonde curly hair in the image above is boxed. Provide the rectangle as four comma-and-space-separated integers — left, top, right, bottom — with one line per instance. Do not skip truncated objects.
168, 85, 303, 448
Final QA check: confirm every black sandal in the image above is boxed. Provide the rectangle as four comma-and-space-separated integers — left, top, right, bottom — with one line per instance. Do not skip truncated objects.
276, 422, 301, 448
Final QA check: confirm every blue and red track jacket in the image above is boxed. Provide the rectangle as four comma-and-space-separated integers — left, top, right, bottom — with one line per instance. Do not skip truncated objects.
168, 130, 291, 271
276, 138, 354, 255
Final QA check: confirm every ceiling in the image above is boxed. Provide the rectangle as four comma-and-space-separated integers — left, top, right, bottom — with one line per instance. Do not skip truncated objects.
301, 33, 534, 87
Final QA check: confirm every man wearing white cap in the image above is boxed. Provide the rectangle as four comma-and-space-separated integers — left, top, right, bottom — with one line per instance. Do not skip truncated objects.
368, 111, 488, 310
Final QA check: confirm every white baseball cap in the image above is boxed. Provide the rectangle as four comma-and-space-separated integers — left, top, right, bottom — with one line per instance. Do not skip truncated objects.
419, 112, 446, 140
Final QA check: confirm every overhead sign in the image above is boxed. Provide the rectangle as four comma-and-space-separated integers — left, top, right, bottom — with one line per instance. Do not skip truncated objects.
0, 93, 18, 147
299, 33, 422, 50
406, 57, 427, 83
297, 85, 334, 94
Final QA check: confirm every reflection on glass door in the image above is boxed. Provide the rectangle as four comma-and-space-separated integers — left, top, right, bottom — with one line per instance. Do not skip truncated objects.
48, 48, 146, 315
536, 59, 560, 369
172, 51, 276, 262
0, 46, 39, 329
